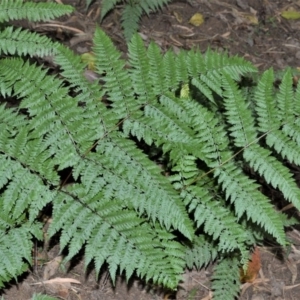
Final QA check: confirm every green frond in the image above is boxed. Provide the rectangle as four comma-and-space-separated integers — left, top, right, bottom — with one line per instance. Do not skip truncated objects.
244, 145, 300, 213
128, 33, 155, 104
163, 50, 180, 89
50, 185, 186, 289
2, 15, 300, 295
100, 0, 121, 21
175, 50, 190, 84
204, 50, 257, 81
140, 0, 172, 15
0, 224, 41, 288
0, 0, 73, 23
93, 29, 138, 119
122, 4, 143, 42
216, 161, 286, 246
276, 68, 295, 123
101, 0, 172, 41
221, 73, 257, 147
283, 118, 300, 147
32, 293, 59, 300
212, 255, 241, 300
185, 185, 249, 261
171, 155, 249, 263
185, 235, 218, 269
0, 26, 58, 57
54, 44, 109, 135
147, 41, 168, 94
253, 68, 279, 132
93, 133, 194, 238
266, 130, 300, 165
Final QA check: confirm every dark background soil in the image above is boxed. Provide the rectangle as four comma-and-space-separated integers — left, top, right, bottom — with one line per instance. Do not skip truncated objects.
3, 0, 300, 299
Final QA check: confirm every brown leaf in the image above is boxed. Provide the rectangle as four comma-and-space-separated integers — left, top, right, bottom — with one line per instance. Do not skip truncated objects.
240, 247, 261, 283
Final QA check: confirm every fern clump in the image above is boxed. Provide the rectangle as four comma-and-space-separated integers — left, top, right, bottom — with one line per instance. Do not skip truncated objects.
0, 1, 300, 299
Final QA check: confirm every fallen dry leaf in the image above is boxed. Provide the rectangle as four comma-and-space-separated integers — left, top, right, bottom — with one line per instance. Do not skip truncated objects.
31, 277, 81, 285
240, 247, 261, 283
31, 277, 81, 299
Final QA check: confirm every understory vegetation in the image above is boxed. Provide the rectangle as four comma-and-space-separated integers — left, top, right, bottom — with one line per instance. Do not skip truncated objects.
0, 1, 300, 299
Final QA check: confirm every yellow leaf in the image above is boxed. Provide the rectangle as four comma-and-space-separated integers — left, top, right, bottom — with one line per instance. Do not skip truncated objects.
281, 9, 300, 20
244, 14, 259, 25
81, 52, 96, 71
189, 13, 204, 26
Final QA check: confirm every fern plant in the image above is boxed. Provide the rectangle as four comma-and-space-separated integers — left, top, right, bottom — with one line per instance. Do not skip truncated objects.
87, 0, 172, 41
0, 1, 300, 299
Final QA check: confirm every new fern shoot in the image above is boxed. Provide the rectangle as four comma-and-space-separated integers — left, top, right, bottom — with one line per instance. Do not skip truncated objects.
0, 1, 300, 299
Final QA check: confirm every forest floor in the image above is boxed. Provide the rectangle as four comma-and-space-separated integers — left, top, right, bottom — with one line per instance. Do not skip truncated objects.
3, 0, 300, 299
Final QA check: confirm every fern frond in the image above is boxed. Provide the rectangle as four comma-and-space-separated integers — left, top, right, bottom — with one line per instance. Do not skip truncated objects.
163, 50, 181, 89
0, 26, 58, 57
122, 4, 143, 42
50, 185, 186, 289
212, 255, 241, 300
93, 29, 139, 120
243, 145, 300, 212
266, 130, 300, 165
32, 293, 59, 300
171, 155, 249, 263
147, 40, 168, 94
253, 68, 280, 132
0, 224, 42, 288
140, 0, 172, 15
0, 0, 73, 23
276, 68, 295, 123
178, 98, 286, 246
221, 72, 257, 147
93, 133, 194, 238
204, 50, 257, 81
216, 163, 286, 246
100, 0, 121, 21
185, 235, 218, 269
54, 44, 109, 136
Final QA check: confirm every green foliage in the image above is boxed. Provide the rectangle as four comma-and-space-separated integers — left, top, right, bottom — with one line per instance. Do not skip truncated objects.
0, 0, 73, 23
0, 1, 300, 299
212, 255, 240, 300
31, 294, 59, 300
95, 0, 172, 41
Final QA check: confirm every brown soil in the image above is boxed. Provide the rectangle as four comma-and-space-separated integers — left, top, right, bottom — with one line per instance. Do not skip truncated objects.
2, 0, 300, 299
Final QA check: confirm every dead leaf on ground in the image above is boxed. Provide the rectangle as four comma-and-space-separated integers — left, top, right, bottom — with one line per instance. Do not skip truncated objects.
31, 277, 81, 299
240, 247, 261, 283
43, 255, 63, 280
31, 277, 81, 285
